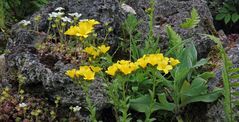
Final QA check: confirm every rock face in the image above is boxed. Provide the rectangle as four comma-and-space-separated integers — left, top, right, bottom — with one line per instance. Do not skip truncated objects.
5, 0, 218, 120
5, 0, 125, 120
126, 0, 215, 58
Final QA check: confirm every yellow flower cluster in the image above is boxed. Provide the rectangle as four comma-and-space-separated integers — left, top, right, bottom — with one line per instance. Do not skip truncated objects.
65, 66, 102, 80
106, 53, 180, 76
84, 45, 110, 58
64, 19, 100, 38
106, 60, 138, 76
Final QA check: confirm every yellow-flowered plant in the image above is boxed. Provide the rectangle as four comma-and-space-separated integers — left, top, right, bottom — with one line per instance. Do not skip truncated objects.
106, 53, 180, 76
84, 45, 110, 59
64, 19, 100, 38
65, 65, 101, 80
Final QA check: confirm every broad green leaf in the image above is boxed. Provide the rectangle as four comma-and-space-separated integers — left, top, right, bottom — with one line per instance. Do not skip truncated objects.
180, 88, 223, 107
180, 80, 191, 102
231, 13, 239, 23
198, 72, 215, 80
182, 77, 207, 97
224, 14, 231, 24
193, 58, 208, 68
157, 93, 175, 111
216, 14, 226, 20
129, 95, 158, 113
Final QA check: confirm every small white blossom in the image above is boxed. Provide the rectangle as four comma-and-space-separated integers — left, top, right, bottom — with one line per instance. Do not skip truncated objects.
55, 7, 65, 11
61, 16, 72, 22
49, 12, 65, 18
19, 20, 31, 26
19, 103, 27, 108
68, 12, 82, 18
121, 3, 136, 15
72, 106, 81, 112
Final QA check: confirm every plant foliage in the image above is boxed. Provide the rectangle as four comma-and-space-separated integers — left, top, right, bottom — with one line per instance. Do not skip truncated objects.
181, 8, 200, 29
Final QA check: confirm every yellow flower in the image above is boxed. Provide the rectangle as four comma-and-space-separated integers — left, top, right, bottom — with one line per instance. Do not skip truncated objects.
157, 59, 172, 74
106, 64, 118, 76
65, 69, 77, 78
83, 70, 95, 80
90, 66, 102, 72
117, 61, 137, 75
170, 58, 180, 66
117, 60, 131, 65
98, 45, 110, 54
136, 56, 148, 68
77, 66, 91, 76
87, 19, 100, 26
147, 54, 164, 66
64, 19, 99, 38
84, 46, 100, 58
64, 26, 79, 36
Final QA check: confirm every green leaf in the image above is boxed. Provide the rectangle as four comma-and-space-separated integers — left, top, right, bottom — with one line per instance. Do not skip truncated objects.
230, 74, 239, 79
129, 95, 157, 113
231, 13, 239, 23
231, 82, 239, 88
219, 7, 229, 13
180, 80, 191, 102
182, 77, 207, 98
157, 93, 175, 111
166, 25, 183, 49
198, 72, 215, 80
224, 14, 231, 24
181, 8, 200, 29
216, 14, 226, 20
180, 88, 223, 107
228, 67, 239, 73
193, 58, 208, 68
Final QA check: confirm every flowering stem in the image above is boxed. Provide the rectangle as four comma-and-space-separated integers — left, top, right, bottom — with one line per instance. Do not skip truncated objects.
118, 75, 129, 122
145, 68, 157, 122
82, 83, 97, 122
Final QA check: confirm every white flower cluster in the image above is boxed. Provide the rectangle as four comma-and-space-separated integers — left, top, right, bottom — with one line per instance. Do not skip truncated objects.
48, 7, 82, 23
70, 105, 81, 112
19, 103, 27, 108
19, 20, 31, 26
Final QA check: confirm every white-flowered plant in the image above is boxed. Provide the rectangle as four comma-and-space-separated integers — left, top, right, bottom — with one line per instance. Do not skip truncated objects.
55, 7, 65, 11
19, 20, 31, 26
68, 12, 82, 18
72, 106, 81, 112
19, 102, 27, 108
61, 16, 72, 23
48, 12, 65, 18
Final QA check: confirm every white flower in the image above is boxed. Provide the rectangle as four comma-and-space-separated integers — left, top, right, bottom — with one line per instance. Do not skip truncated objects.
19, 103, 27, 108
121, 3, 136, 15
72, 106, 81, 112
48, 12, 65, 18
68, 12, 82, 18
19, 20, 31, 26
61, 16, 72, 22
55, 7, 65, 11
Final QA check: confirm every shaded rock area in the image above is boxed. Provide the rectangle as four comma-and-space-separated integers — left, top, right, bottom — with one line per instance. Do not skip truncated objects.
4, 0, 221, 121
5, 0, 125, 120
126, 0, 215, 58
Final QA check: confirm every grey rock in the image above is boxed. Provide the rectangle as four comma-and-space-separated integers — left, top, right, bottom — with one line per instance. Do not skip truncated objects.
126, 0, 215, 58
5, 0, 124, 119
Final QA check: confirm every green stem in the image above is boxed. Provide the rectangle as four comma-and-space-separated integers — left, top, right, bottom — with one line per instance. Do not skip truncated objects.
82, 84, 97, 122
145, 69, 157, 122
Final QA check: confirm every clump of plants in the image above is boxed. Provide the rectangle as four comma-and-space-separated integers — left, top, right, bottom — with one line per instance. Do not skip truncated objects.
16, 1, 224, 122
